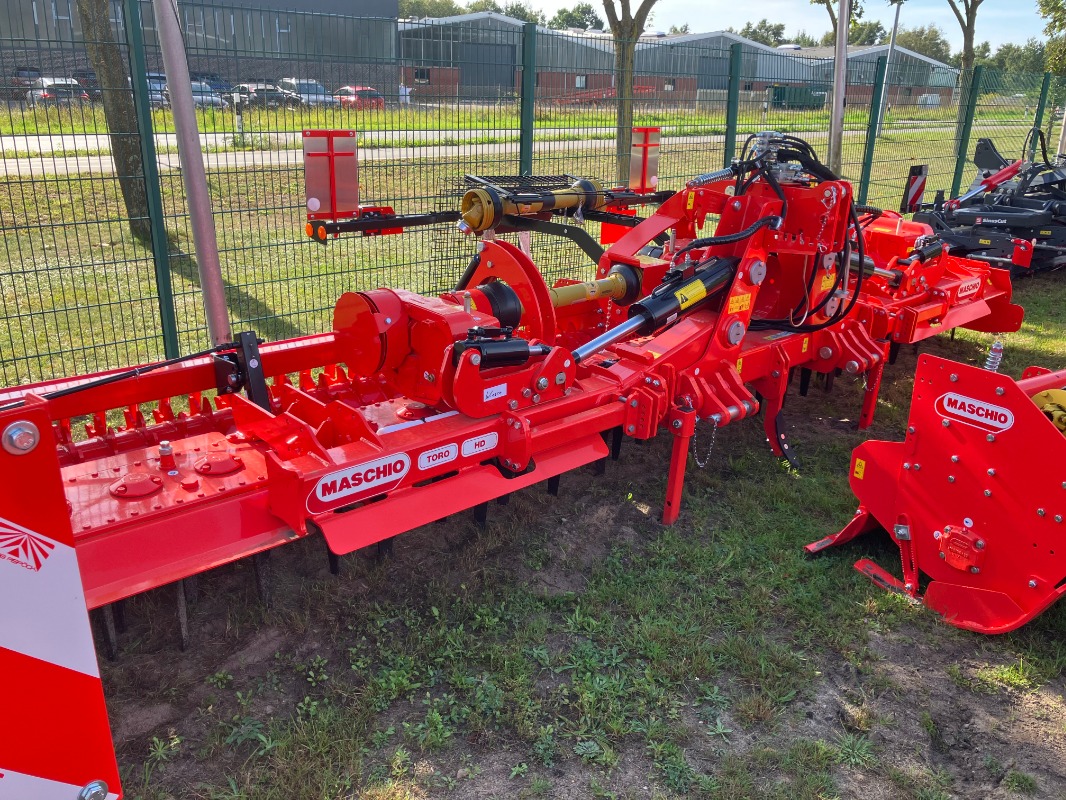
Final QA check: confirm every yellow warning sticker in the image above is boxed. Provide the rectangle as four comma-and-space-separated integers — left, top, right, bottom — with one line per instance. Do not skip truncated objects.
979, 238, 992, 245
802, 337, 810, 353
820, 273, 836, 292
674, 280, 708, 310
736, 358, 743, 374
853, 458, 866, 480
687, 192, 695, 210
1041, 230, 1053, 236
727, 292, 752, 314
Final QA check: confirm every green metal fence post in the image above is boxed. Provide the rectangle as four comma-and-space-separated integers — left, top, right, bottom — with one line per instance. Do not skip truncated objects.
857, 56, 888, 206
519, 22, 537, 176
950, 65, 984, 199
1031, 72, 1053, 160
723, 43, 743, 168
123, 0, 180, 358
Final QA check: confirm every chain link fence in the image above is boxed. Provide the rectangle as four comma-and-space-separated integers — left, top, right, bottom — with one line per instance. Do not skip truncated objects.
0, 0, 1055, 385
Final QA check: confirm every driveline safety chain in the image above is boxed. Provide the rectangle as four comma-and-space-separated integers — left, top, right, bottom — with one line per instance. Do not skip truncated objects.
691, 415, 720, 469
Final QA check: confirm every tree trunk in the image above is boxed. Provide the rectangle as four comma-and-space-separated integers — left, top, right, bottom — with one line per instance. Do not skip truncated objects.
76, 0, 152, 243
613, 27, 637, 185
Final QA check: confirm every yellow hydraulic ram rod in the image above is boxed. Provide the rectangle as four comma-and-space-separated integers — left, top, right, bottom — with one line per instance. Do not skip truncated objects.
459, 177, 606, 234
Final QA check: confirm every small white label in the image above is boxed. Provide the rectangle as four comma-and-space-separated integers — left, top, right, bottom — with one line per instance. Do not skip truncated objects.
418, 443, 458, 470
462, 432, 499, 457
483, 383, 507, 402
957, 278, 982, 299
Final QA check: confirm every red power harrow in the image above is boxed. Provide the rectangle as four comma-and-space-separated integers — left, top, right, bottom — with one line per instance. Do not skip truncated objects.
810, 354, 1066, 634
0, 132, 1023, 799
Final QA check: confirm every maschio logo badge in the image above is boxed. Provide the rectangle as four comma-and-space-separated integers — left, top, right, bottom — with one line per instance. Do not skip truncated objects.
956, 278, 982, 299
0, 521, 55, 571
935, 392, 1015, 433
307, 453, 411, 513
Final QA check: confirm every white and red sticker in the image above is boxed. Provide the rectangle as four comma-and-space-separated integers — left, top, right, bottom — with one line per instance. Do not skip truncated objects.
462, 433, 498, 458
418, 443, 458, 470
308, 453, 411, 513
935, 392, 1015, 433
956, 278, 982, 299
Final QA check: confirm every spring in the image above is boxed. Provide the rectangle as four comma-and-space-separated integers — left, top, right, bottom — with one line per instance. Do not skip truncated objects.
984, 340, 1004, 372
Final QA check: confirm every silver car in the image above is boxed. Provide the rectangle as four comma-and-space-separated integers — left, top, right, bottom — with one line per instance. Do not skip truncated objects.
165, 81, 227, 108
276, 78, 339, 107
26, 77, 88, 107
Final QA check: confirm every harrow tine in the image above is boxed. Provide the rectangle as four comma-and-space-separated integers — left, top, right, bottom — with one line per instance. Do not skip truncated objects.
824, 369, 836, 393
94, 606, 120, 661
610, 426, 624, 460
772, 410, 800, 470
176, 580, 191, 651
592, 456, 607, 476
547, 475, 561, 496
252, 552, 272, 608
473, 501, 489, 529
496, 493, 511, 505
888, 342, 901, 365
799, 368, 812, 396
325, 539, 341, 575
183, 575, 199, 604
376, 537, 394, 560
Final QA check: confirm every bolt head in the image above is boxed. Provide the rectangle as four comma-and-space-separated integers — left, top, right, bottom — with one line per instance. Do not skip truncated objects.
79, 781, 109, 800
987, 468, 995, 476
470, 353, 482, 366
555, 372, 566, 385
1056, 515, 1063, 523
970, 566, 980, 574
986, 434, 996, 442
948, 476, 955, 483
907, 426, 915, 434
996, 386, 1005, 395
903, 462, 911, 470
1038, 508, 1046, 516
939, 551, 946, 559
626, 425, 635, 433
536, 377, 549, 390
844, 360, 860, 374
951, 455, 959, 462
508, 400, 518, 410
630, 399, 638, 408
1029, 579, 1038, 588
984, 489, 992, 497
818, 346, 833, 359
522, 388, 532, 398
949, 373, 958, 382
942, 419, 951, 427
975, 539, 985, 549
3, 420, 39, 455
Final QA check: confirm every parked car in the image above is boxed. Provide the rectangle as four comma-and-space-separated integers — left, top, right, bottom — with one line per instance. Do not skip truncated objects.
190, 71, 234, 95
2, 65, 41, 100
165, 80, 227, 109
277, 78, 339, 107
145, 76, 168, 108
235, 82, 298, 108
71, 69, 102, 101
334, 85, 385, 110
26, 77, 89, 107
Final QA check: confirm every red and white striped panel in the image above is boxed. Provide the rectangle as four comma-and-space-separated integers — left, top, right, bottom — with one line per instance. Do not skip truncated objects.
0, 515, 121, 800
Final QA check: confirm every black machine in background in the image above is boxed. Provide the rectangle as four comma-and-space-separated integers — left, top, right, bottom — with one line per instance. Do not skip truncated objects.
908, 131, 1066, 274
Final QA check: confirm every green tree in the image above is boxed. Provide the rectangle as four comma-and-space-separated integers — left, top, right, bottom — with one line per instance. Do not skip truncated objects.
811, 0, 864, 41
399, 0, 464, 16
602, 0, 658, 183
1039, 0, 1066, 72
466, 0, 503, 11
549, 3, 604, 29
987, 39, 1046, 75
75, 0, 151, 243
734, 19, 786, 47
894, 23, 953, 63
849, 19, 886, 45
502, 1, 545, 23
668, 23, 690, 35
946, 0, 985, 72
791, 29, 821, 47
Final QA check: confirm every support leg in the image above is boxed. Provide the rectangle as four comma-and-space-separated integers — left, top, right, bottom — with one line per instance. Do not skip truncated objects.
662, 431, 691, 525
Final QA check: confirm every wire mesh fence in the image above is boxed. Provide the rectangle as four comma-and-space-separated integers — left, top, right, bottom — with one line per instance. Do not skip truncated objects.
0, 1, 1055, 385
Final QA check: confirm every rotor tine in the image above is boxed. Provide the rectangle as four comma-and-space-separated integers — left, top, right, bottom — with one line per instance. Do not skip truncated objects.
183, 575, 199, 605
473, 501, 489, 529
496, 493, 511, 505
824, 369, 836, 393
799, 367, 813, 396
610, 425, 623, 460
376, 536, 394, 561
547, 475, 561, 496
888, 342, 901, 365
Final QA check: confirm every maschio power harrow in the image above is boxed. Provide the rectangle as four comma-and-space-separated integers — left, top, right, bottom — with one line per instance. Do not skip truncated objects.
0, 132, 1027, 798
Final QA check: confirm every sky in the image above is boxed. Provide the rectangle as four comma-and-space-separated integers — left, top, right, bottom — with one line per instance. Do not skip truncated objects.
524, 0, 1047, 52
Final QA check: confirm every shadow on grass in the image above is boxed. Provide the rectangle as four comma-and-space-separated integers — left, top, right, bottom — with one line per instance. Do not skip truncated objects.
168, 247, 305, 343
